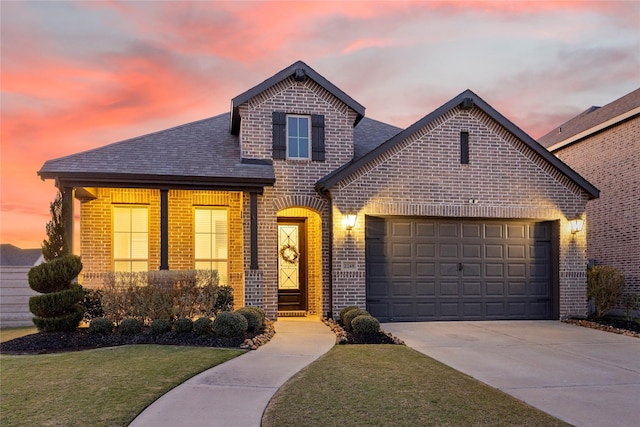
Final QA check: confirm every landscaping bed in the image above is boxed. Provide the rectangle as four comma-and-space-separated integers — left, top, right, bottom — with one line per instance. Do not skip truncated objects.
0, 321, 275, 355
564, 316, 640, 338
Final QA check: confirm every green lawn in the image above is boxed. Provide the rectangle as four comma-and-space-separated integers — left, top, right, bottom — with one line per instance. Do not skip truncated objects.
1, 345, 244, 426
0, 326, 38, 343
263, 345, 570, 427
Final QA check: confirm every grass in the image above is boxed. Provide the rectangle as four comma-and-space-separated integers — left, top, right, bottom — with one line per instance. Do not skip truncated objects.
1, 345, 244, 426
262, 345, 570, 427
0, 326, 38, 343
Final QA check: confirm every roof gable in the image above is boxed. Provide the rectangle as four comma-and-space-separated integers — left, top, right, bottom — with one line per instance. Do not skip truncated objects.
230, 61, 365, 135
0, 244, 43, 267
316, 89, 599, 199
538, 88, 640, 150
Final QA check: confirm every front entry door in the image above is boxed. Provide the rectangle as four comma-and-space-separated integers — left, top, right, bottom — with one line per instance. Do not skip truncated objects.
277, 218, 307, 311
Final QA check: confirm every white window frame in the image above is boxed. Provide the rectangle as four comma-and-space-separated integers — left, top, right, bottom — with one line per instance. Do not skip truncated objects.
194, 207, 229, 284
286, 115, 311, 160
113, 205, 149, 272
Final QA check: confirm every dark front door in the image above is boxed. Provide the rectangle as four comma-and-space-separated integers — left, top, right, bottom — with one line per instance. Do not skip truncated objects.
277, 218, 307, 311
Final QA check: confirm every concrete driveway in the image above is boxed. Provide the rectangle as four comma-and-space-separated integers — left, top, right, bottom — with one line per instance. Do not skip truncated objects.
381, 321, 640, 427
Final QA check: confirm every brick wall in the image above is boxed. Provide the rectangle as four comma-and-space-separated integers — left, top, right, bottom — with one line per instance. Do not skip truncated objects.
79, 188, 245, 305
552, 117, 640, 294
331, 105, 590, 319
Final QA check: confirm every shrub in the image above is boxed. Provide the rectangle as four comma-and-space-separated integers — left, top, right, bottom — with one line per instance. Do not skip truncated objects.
193, 317, 213, 335
213, 286, 234, 315
81, 288, 104, 323
587, 266, 626, 319
89, 317, 114, 335
119, 318, 142, 335
29, 285, 84, 318
150, 319, 172, 335
32, 305, 85, 332
213, 311, 248, 337
174, 317, 193, 333
351, 315, 380, 335
622, 293, 640, 322
343, 308, 369, 332
339, 306, 360, 325
28, 255, 82, 293
236, 307, 263, 333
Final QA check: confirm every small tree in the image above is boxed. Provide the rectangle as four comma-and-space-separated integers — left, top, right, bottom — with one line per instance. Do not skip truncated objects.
42, 191, 69, 261
587, 265, 625, 319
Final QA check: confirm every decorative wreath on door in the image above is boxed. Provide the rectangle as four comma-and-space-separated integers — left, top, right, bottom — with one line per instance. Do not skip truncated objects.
279, 243, 300, 264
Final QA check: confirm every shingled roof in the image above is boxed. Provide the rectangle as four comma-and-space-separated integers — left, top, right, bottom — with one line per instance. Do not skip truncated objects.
539, 88, 640, 150
317, 89, 600, 199
0, 244, 42, 267
38, 113, 276, 191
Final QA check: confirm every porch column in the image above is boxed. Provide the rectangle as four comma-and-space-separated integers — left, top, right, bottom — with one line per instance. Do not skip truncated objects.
250, 191, 258, 269
62, 186, 73, 255
160, 189, 169, 270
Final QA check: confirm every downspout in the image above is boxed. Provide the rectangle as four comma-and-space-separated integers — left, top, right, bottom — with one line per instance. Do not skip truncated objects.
319, 189, 334, 319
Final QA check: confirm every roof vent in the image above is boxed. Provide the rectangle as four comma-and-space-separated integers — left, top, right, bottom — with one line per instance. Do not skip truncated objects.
460, 97, 474, 110
294, 68, 307, 82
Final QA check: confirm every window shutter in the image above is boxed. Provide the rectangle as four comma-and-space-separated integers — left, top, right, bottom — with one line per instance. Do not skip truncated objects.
311, 114, 325, 161
272, 112, 286, 159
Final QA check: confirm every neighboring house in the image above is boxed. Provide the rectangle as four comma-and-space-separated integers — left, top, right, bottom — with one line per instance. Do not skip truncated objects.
38, 61, 598, 321
539, 88, 639, 297
0, 244, 43, 327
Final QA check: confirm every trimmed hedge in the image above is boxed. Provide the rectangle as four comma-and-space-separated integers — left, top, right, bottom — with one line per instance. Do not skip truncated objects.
193, 317, 213, 335
89, 317, 114, 335
174, 317, 193, 333
119, 318, 142, 335
28, 255, 82, 293
150, 319, 172, 335
236, 307, 263, 333
32, 305, 84, 332
343, 308, 369, 332
213, 311, 248, 337
339, 306, 360, 324
29, 285, 84, 318
351, 315, 380, 335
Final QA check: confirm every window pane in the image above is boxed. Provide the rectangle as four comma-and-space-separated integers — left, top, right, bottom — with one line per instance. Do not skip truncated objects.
289, 138, 299, 157
114, 233, 131, 258
130, 208, 148, 232
211, 261, 228, 285
113, 206, 148, 272
288, 117, 298, 137
114, 261, 130, 272
195, 234, 212, 259
113, 208, 131, 232
130, 261, 148, 272
195, 209, 212, 233
299, 136, 309, 158
299, 117, 309, 137
131, 233, 148, 258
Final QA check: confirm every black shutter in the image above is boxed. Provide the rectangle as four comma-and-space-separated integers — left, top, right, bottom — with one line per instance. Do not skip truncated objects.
460, 132, 469, 164
311, 114, 325, 161
272, 112, 286, 159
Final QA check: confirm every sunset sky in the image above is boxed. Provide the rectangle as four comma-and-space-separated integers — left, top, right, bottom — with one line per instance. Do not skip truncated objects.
1, 1, 639, 250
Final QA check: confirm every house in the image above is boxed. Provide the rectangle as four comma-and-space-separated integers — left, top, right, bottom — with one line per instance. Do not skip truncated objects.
539, 88, 639, 299
38, 61, 598, 321
0, 244, 43, 327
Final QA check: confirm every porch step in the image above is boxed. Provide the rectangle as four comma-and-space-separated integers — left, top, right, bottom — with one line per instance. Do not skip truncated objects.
278, 310, 307, 317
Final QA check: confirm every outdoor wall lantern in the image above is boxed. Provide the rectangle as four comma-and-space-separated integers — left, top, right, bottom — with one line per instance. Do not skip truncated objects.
345, 212, 357, 231
569, 215, 584, 234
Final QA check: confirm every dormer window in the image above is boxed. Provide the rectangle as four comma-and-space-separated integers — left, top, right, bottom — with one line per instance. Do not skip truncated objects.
287, 115, 310, 159
273, 112, 325, 161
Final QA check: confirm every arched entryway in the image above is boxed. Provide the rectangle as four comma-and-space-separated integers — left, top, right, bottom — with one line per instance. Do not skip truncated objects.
276, 207, 322, 316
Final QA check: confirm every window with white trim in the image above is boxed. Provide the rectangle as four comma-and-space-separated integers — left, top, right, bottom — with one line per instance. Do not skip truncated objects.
113, 206, 148, 272
194, 207, 228, 284
286, 115, 310, 159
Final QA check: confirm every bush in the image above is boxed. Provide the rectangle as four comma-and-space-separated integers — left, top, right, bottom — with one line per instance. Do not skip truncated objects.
174, 317, 193, 333
119, 318, 142, 335
81, 288, 104, 323
236, 307, 263, 333
89, 317, 114, 335
343, 309, 369, 332
28, 255, 82, 293
588, 266, 626, 319
29, 285, 84, 318
150, 319, 172, 335
213, 311, 248, 337
32, 305, 85, 332
193, 317, 213, 335
339, 306, 360, 324
622, 293, 640, 321
351, 315, 380, 335
212, 286, 235, 315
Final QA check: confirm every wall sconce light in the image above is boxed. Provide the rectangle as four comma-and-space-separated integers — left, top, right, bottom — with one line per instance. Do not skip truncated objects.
345, 212, 357, 231
569, 215, 584, 234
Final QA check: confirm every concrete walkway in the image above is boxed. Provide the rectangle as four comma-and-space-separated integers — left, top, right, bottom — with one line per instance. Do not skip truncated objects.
130, 317, 335, 427
382, 321, 640, 427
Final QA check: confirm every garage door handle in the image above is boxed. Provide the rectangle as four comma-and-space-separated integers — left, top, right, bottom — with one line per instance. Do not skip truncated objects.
458, 262, 463, 271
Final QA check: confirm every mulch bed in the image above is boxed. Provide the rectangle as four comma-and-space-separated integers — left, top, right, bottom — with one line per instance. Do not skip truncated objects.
0, 321, 276, 355
563, 316, 640, 338
322, 318, 404, 345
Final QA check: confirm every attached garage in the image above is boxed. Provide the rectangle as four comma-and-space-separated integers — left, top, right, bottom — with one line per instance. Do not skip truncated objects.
366, 217, 559, 321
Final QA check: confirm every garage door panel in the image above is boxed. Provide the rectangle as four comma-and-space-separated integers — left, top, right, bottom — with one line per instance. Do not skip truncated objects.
366, 217, 554, 321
